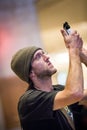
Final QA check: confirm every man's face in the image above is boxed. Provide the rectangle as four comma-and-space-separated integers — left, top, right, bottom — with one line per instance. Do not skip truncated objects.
31, 49, 57, 78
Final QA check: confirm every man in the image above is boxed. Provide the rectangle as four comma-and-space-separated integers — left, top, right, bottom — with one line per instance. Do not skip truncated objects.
11, 29, 87, 130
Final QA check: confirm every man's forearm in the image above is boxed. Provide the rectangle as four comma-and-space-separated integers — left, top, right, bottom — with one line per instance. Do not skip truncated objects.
65, 48, 84, 100
80, 48, 87, 66
79, 48, 87, 107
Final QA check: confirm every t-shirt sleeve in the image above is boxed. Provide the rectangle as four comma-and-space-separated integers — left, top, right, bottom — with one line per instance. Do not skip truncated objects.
24, 90, 58, 120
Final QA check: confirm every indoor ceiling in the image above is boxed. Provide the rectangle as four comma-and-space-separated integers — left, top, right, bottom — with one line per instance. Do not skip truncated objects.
35, 0, 87, 53
35, 0, 87, 85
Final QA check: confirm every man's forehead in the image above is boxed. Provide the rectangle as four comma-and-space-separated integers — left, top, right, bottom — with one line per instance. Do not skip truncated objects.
34, 49, 43, 55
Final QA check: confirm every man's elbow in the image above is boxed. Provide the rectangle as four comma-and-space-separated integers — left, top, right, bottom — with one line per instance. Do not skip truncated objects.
72, 90, 84, 102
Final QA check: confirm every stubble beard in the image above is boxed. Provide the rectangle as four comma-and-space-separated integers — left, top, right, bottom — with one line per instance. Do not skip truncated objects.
36, 68, 57, 79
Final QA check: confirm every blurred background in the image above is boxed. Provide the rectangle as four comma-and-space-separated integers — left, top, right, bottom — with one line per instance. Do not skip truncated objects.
0, 0, 87, 130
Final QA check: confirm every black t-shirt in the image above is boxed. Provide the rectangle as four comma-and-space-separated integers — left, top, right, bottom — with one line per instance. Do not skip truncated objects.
17, 85, 74, 130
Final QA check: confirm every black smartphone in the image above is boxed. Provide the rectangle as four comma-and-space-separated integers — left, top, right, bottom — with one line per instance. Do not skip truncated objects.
63, 22, 71, 35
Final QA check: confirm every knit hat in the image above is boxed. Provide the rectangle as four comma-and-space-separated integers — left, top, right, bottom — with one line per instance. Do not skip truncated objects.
11, 46, 41, 83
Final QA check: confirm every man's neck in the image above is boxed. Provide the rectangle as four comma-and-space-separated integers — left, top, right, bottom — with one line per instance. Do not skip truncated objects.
34, 77, 53, 92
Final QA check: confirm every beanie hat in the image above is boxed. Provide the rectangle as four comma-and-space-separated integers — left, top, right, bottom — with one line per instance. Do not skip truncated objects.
11, 46, 41, 83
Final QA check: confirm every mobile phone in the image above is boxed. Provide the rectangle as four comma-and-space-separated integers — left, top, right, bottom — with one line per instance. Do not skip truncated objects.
63, 22, 71, 35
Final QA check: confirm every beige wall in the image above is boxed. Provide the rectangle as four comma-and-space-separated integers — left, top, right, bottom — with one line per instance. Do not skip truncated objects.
35, 0, 87, 53
35, 0, 87, 85
0, 77, 27, 130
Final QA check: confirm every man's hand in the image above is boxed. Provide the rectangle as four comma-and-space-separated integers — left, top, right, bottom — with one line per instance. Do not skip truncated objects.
60, 29, 83, 51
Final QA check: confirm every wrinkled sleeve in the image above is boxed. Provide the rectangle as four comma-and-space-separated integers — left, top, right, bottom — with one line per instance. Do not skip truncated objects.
20, 90, 58, 120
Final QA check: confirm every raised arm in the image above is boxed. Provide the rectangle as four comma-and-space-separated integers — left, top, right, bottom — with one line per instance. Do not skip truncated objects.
53, 29, 84, 110
78, 47, 87, 107
79, 89, 87, 108
80, 48, 87, 67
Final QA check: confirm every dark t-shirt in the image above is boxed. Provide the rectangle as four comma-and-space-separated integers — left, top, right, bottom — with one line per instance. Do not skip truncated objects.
17, 85, 77, 130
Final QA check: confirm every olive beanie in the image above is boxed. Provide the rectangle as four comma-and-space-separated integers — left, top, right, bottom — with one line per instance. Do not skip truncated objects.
11, 46, 41, 83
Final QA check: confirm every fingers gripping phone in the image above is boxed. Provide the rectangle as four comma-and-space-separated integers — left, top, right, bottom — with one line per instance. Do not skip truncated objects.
63, 22, 72, 35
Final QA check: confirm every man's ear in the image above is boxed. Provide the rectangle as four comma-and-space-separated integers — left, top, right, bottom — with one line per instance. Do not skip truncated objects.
29, 70, 35, 79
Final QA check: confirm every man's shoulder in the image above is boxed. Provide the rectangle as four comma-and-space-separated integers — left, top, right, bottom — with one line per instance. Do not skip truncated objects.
53, 84, 65, 91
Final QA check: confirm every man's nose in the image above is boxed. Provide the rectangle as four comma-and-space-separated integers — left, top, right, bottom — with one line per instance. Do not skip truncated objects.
43, 53, 50, 60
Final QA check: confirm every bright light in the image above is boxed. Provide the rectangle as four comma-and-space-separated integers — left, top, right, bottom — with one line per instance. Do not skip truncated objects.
50, 52, 69, 70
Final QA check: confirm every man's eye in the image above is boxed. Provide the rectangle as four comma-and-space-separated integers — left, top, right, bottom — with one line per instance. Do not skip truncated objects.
36, 53, 42, 59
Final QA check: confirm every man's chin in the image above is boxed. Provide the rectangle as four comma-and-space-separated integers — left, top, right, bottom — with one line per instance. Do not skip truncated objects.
51, 69, 57, 75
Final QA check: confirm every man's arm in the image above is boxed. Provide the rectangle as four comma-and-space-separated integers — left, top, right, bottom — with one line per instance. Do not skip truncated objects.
80, 48, 87, 67
53, 30, 84, 110
79, 89, 87, 108
79, 48, 87, 107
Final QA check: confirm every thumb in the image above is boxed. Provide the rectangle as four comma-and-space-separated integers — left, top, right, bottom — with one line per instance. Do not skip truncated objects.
60, 29, 67, 38
60, 29, 69, 48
